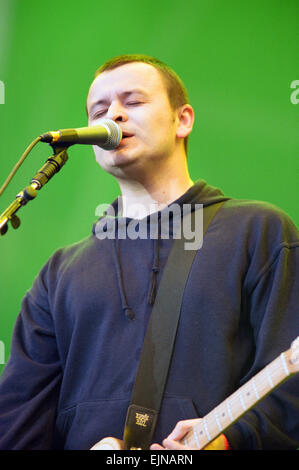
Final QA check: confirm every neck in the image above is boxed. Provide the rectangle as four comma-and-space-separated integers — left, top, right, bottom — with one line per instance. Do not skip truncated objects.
117, 171, 194, 219
114, 148, 193, 218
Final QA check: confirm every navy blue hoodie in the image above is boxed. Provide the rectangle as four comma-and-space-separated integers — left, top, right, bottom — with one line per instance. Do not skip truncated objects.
0, 179, 298, 450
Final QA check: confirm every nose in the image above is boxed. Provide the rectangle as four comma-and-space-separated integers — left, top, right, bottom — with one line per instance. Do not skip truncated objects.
107, 100, 128, 123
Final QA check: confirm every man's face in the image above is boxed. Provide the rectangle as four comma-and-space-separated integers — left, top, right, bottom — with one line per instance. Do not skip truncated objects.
86, 62, 181, 177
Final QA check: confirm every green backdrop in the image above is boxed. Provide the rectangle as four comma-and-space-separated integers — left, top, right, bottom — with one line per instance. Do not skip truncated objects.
0, 0, 298, 373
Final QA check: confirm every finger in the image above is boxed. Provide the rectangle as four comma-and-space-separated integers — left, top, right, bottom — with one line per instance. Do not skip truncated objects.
162, 438, 196, 450
167, 418, 202, 441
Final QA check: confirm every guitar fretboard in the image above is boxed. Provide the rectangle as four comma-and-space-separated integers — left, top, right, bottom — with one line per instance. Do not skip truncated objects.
183, 350, 293, 449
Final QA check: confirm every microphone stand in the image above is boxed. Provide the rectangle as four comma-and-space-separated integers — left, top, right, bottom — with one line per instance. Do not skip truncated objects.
0, 145, 69, 237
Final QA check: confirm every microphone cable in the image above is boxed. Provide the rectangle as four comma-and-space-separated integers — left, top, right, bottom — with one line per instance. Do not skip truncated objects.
0, 136, 41, 197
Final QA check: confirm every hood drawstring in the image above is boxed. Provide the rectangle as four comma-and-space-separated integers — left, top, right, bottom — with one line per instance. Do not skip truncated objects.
112, 237, 135, 321
112, 220, 161, 320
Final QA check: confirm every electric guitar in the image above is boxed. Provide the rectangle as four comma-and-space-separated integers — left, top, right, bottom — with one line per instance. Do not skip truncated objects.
90, 336, 299, 450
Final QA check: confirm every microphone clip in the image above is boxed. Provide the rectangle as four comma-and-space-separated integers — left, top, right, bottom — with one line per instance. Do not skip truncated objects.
31, 145, 69, 189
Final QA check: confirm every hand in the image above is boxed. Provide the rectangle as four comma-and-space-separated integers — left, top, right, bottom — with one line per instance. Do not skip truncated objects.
150, 418, 227, 450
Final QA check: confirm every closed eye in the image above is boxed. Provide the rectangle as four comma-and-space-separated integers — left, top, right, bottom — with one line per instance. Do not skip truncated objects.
127, 101, 143, 106
92, 110, 107, 119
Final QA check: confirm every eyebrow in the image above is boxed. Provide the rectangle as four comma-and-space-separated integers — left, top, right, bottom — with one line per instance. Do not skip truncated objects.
88, 88, 149, 115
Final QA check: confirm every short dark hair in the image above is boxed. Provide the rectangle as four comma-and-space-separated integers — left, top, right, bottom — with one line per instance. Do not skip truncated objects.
90, 54, 190, 155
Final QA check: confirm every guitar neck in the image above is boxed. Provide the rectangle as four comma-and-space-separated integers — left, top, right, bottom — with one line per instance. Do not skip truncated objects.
183, 349, 294, 449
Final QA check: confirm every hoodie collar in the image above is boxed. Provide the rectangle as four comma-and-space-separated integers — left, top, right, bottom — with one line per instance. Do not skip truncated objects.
92, 178, 229, 236
92, 179, 230, 320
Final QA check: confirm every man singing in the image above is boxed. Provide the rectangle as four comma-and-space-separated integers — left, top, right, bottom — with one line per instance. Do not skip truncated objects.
0, 54, 298, 450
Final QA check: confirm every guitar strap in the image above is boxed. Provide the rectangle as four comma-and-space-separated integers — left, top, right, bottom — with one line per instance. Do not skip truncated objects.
123, 200, 225, 450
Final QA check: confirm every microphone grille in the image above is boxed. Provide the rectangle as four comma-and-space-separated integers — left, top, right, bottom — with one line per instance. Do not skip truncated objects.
100, 119, 122, 150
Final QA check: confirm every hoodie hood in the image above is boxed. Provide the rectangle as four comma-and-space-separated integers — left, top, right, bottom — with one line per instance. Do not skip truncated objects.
92, 179, 230, 319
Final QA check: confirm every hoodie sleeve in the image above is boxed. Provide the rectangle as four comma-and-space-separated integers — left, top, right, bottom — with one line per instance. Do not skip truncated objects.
225, 217, 299, 449
0, 263, 62, 450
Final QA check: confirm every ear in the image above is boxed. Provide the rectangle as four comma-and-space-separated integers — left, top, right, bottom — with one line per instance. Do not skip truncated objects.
176, 104, 194, 139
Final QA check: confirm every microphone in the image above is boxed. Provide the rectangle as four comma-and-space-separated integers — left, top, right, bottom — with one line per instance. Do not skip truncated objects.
39, 119, 122, 150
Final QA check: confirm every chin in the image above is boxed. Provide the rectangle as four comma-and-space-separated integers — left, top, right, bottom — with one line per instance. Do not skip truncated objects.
95, 150, 139, 175
111, 150, 138, 166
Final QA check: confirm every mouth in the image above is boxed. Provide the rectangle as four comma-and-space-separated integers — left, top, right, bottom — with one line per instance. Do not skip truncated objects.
116, 131, 134, 147
121, 132, 134, 140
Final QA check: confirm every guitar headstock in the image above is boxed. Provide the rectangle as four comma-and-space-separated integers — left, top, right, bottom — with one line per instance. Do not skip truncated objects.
289, 337, 299, 373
